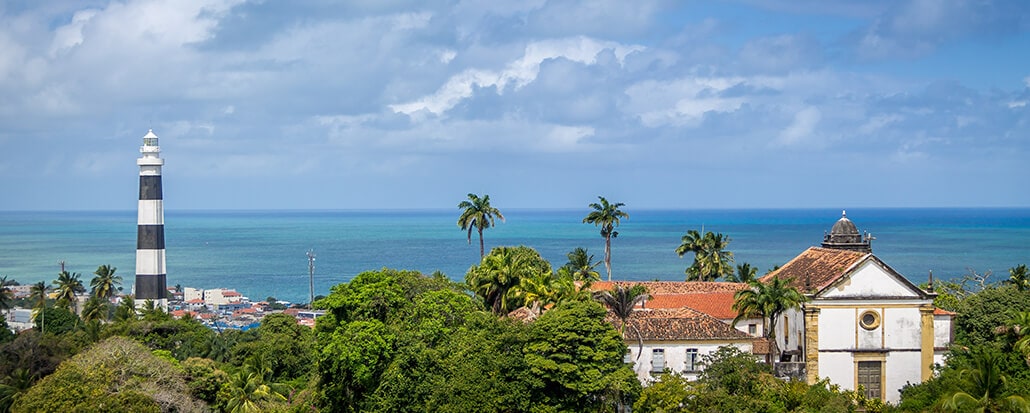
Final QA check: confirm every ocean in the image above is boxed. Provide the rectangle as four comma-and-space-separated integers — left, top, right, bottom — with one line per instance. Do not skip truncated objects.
1, 208, 1028, 304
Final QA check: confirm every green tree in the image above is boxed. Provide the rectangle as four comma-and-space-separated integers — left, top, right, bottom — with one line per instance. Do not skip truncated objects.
562, 247, 602, 283
0, 276, 12, 318
954, 285, 1030, 346
113, 295, 137, 322
52, 270, 84, 313
28, 282, 47, 311
457, 193, 505, 258
90, 264, 121, 300
181, 357, 227, 405
524, 300, 640, 412
34, 307, 78, 335
218, 359, 287, 413
1008, 264, 1030, 292
732, 277, 806, 359
0, 368, 34, 413
583, 196, 629, 281
676, 230, 735, 281
80, 296, 108, 323
594, 284, 649, 338
937, 350, 1030, 412
465, 246, 552, 315
727, 262, 759, 283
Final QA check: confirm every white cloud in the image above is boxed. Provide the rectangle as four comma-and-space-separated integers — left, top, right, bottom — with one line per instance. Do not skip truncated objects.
624, 76, 747, 127
778, 107, 821, 145
390, 36, 644, 116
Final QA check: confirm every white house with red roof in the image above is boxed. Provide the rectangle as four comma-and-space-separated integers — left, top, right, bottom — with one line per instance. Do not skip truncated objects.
760, 212, 953, 404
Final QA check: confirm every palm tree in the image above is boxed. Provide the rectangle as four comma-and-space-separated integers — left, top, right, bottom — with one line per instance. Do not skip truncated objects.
113, 294, 137, 322
510, 271, 560, 315
1007, 264, 1029, 292
466, 246, 551, 315
562, 247, 602, 283
594, 284, 649, 337
28, 281, 47, 310
0, 368, 34, 412
52, 270, 85, 313
582, 196, 629, 281
1001, 312, 1030, 367
937, 350, 1030, 412
676, 230, 735, 281
90, 264, 121, 301
222, 359, 287, 413
81, 296, 108, 323
457, 193, 505, 258
726, 263, 758, 283
0, 276, 12, 317
732, 277, 806, 360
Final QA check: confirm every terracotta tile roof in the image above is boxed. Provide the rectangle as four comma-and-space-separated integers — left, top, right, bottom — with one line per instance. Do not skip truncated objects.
620, 307, 753, 341
591, 281, 749, 295
759, 247, 868, 293
934, 308, 957, 316
645, 292, 740, 319
506, 306, 539, 323
186, 298, 205, 304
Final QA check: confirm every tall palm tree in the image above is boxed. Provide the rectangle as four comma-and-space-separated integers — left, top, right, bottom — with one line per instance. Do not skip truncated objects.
562, 247, 601, 283
676, 230, 735, 281
0, 276, 12, 317
90, 264, 121, 301
732, 277, 806, 360
81, 296, 109, 323
582, 196, 629, 281
1007, 264, 1029, 292
457, 193, 505, 258
937, 350, 1030, 412
594, 284, 649, 337
466, 246, 551, 315
52, 270, 85, 312
28, 281, 48, 311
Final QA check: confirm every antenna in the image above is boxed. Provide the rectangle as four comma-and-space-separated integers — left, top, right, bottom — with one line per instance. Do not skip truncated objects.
307, 250, 316, 308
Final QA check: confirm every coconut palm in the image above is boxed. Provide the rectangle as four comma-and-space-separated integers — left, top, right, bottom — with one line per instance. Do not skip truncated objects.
726, 263, 759, 284
113, 295, 137, 322
0, 275, 12, 317
28, 281, 47, 311
676, 230, 735, 281
466, 246, 551, 315
594, 284, 649, 337
52, 270, 85, 312
937, 350, 1030, 412
1008, 264, 1029, 292
582, 196, 629, 281
732, 277, 806, 360
510, 271, 561, 315
457, 193, 505, 258
90, 264, 121, 300
81, 296, 109, 323
223, 358, 287, 413
562, 247, 602, 284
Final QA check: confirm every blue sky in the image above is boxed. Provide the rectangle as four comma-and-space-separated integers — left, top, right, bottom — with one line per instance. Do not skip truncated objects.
1, 0, 1028, 210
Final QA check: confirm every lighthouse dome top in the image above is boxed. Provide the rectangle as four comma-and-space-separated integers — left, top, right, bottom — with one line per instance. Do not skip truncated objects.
142, 129, 159, 147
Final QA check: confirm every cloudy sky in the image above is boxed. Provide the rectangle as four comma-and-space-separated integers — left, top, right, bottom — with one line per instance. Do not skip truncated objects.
1, 0, 1028, 211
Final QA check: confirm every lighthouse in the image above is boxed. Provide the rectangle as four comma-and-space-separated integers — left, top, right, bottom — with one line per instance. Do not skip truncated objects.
135, 129, 168, 310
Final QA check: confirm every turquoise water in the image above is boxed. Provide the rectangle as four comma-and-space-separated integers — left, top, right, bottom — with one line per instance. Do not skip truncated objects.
1, 208, 1028, 304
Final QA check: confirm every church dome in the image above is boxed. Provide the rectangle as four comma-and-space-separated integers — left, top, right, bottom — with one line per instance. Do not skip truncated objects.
821, 210, 871, 253
830, 212, 859, 237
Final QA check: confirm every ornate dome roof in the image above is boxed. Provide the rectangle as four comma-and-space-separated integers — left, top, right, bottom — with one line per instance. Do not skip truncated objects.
821, 210, 871, 253
830, 211, 859, 236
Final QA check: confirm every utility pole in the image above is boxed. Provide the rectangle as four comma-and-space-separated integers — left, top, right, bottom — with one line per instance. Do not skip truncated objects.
306, 250, 316, 308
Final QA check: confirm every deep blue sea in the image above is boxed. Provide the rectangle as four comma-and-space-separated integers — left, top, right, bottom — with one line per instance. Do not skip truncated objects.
1, 208, 1028, 304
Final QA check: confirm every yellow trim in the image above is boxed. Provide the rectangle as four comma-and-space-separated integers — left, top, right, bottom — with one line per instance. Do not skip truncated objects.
804, 307, 820, 384
853, 353, 887, 402
881, 307, 886, 348
808, 303, 927, 309
920, 305, 935, 381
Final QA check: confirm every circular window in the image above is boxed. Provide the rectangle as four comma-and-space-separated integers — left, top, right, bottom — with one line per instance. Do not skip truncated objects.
859, 310, 881, 330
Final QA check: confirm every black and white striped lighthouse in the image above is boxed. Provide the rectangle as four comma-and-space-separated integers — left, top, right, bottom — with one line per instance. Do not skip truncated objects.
135, 129, 168, 309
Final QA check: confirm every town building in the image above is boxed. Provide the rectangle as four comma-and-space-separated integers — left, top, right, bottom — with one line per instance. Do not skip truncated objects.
763, 211, 952, 404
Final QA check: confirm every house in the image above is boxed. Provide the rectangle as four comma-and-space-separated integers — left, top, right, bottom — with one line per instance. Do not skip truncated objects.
762, 211, 952, 404
590, 281, 767, 381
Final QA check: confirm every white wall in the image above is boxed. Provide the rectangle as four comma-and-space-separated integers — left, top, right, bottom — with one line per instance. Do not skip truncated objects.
627, 341, 752, 383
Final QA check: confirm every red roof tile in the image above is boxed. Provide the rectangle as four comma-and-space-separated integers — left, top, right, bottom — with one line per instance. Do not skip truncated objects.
644, 292, 741, 319
934, 308, 956, 316
759, 247, 867, 293
591, 281, 748, 295
620, 307, 753, 341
